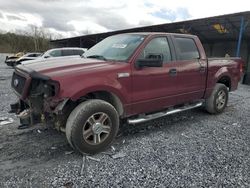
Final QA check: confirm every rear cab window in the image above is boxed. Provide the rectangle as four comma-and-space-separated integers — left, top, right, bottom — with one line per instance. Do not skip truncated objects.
174, 37, 200, 60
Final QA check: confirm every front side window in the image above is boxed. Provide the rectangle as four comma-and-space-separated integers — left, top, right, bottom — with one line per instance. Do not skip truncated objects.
138, 37, 172, 62
175, 37, 200, 60
84, 34, 145, 61
49, 50, 62, 57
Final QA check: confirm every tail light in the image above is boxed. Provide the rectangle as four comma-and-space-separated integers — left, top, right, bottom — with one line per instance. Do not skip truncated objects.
240, 62, 243, 74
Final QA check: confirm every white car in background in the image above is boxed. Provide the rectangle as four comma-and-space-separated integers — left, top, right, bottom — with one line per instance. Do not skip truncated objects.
21, 47, 87, 65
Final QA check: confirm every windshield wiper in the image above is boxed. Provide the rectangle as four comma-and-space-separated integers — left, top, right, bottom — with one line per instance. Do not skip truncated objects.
86, 55, 107, 61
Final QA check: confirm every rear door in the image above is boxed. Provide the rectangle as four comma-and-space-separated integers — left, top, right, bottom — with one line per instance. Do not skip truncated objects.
170, 36, 207, 103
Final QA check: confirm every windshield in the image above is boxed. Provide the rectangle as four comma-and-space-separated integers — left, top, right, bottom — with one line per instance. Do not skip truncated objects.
83, 34, 145, 61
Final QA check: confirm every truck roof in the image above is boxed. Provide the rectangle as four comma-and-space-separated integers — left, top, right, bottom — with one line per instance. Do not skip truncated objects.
117, 32, 197, 38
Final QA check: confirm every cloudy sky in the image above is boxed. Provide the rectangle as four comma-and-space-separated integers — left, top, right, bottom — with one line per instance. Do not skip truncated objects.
0, 0, 249, 39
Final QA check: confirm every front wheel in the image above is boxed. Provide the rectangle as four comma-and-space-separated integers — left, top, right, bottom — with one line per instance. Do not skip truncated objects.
205, 83, 229, 114
66, 99, 119, 154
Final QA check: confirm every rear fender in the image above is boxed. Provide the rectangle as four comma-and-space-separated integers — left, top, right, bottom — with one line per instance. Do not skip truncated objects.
204, 67, 231, 98
214, 67, 230, 82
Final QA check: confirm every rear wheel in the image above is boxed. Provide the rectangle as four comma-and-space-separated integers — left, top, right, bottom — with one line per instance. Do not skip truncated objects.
66, 99, 119, 154
205, 83, 228, 114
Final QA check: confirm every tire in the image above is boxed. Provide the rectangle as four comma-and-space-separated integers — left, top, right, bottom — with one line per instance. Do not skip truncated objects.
205, 83, 228, 114
66, 99, 119, 154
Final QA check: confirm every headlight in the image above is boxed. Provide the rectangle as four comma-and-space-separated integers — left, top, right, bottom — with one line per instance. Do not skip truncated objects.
43, 80, 60, 98
29, 79, 60, 98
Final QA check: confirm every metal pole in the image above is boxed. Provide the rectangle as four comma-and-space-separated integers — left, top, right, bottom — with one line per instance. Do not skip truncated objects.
236, 17, 244, 57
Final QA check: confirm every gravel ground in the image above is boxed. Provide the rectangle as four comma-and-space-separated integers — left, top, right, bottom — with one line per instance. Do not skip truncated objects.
0, 56, 250, 187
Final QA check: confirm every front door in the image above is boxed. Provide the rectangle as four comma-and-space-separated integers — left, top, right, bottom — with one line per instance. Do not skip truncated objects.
131, 36, 180, 115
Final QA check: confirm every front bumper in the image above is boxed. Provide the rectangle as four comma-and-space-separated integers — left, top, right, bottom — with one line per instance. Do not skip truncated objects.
10, 67, 66, 129
10, 100, 41, 126
10, 98, 71, 131
5, 60, 16, 67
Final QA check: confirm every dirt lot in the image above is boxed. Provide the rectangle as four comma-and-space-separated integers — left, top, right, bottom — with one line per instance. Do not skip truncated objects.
0, 57, 250, 187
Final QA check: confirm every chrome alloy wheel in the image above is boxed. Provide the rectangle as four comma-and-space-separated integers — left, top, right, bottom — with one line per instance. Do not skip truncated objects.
83, 112, 111, 145
216, 90, 226, 110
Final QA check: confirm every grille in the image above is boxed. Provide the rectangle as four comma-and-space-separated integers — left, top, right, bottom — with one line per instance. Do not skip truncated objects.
11, 72, 27, 95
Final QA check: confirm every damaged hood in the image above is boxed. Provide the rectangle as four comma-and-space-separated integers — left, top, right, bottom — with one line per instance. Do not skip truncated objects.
17, 56, 119, 77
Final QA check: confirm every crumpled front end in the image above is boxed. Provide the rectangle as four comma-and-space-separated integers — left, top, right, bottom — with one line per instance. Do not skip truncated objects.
10, 67, 68, 130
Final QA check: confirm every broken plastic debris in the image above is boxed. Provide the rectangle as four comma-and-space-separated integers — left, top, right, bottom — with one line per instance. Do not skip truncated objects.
111, 146, 116, 151
65, 151, 74, 155
0, 117, 14, 126
111, 152, 126, 159
37, 129, 42, 133
101, 151, 113, 156
17, 109, 30, 118
86, 156, 100, 162
80, 156, 87, 176
181, 133, 189, 138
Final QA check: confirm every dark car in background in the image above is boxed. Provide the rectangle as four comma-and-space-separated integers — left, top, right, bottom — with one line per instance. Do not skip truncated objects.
14, 53, 42, 66
5, 52, 25, 66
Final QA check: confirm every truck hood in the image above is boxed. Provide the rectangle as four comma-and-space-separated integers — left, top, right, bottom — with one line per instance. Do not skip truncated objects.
17, 57, 118, 77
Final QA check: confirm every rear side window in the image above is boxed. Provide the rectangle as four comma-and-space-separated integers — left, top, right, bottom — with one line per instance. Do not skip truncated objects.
62, 49, 84, 56
74, 49, 84, 56
175, 37, 199, 60
62, 50, 75, 56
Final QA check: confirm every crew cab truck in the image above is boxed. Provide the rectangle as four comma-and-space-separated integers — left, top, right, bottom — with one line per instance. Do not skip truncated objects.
10, 33, 244, 154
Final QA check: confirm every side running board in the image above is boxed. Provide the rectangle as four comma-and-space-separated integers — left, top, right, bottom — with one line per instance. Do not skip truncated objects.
127, 102, 203, 124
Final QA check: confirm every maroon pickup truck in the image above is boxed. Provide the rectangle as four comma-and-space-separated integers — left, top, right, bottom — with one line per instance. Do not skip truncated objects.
10, 32, 244, 154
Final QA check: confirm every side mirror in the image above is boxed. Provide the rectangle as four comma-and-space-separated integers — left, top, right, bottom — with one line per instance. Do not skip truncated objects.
136, 53, 163, 68
44, 55, 50, 59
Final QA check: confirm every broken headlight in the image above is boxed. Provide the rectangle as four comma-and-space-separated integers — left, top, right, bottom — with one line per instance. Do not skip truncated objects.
29, 79, 60, 98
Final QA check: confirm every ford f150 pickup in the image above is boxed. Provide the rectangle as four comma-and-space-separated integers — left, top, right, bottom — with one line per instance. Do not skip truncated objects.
10, 33, 244, 154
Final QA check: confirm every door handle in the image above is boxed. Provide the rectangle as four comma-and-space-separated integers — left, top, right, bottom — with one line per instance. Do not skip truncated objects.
169, 68, 177, 76
200, 66, 206, 72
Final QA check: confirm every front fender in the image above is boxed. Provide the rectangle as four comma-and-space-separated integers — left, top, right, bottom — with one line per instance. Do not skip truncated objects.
70, 85, 128, 105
